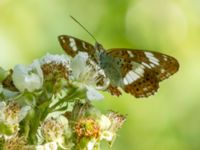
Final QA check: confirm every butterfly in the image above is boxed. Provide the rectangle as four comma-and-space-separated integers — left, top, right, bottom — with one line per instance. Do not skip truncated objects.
57, 17, 179, 98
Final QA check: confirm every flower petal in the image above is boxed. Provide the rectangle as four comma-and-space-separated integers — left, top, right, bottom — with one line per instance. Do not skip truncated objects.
99, 115, 111, 130
100, 131, 113, 141
71, 52, 88, 79
0, 102, 6, 121
12, 60, 43, 92
18, 106, 31, 122
87, 138, 97, 150
40, 53, 70, 66
86, 86, 104, 101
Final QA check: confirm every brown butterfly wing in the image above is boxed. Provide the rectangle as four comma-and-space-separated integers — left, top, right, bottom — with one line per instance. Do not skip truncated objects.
58, 35, 95, 58
107, 49, 179, 98
58, 35, 110, 91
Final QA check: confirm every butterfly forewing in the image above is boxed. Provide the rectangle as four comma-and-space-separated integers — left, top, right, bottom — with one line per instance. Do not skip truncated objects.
58, 35, 95, 58
107, 49, 179, 98
58, 35, 107, 84
107, 49, 179, 80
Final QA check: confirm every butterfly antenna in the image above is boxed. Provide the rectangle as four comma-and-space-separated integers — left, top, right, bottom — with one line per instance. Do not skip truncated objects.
70, 15, 97, 42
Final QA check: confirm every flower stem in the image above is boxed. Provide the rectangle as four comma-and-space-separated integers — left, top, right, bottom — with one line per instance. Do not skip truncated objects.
49, 87, 86, 111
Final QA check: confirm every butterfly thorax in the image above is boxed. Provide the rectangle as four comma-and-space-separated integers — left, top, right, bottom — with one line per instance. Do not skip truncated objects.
95, 43, 123, 87
94, 42, 105, 62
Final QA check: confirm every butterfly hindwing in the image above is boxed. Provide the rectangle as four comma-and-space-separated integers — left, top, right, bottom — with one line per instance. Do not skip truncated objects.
123, 69, 159, 98
107, 49, 179, 97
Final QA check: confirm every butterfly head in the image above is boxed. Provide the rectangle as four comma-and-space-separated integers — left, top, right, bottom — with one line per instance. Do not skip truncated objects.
95, 42, 104, 52
94, 42, 106, 63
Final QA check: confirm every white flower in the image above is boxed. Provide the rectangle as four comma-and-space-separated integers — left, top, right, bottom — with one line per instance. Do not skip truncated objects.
36, 141, 58, 150
100, 130, 113, 141
39, 53, 71, 81
41, 119, 63, 142
86, 86, 104, 101
36, 139, 73, 150
45, 114, 71, 137
3, 135, 26, 150
40, 53, 70, 67
98, 115, 113, 141
87, 138, 97, 150
0, 102, 30, 125
38, 115, 71, 150
70, 52, 88, 79
0, 101, 6, 122
98, 113, 126, 142
0, 102, 30, 137
99, 115, 111, 130
12, 60, 43, 92
71, 52, 104, 101
107, 111, 126, 133
0, 84, 19, 98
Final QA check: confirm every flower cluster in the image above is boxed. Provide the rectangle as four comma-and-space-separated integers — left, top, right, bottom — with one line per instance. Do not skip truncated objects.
0, 52, 126, 150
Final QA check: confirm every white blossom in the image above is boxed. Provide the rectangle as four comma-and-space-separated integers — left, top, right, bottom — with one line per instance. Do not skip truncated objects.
99, 115, 111, 130
100, 130, 113, 141
0, 101, 6, 122
71, 52, 104, 101
12, 60, 43, 92
86, 86, 104, 101
36, 141, 58, 150
70, 52, 88, 79
40, 53, 70, 67
0, 102, 30, 125
87, 138, 97, 150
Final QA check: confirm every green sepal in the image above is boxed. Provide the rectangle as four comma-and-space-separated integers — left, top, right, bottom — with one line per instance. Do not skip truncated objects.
0, 122, 16, 135
0, 67, 8, 82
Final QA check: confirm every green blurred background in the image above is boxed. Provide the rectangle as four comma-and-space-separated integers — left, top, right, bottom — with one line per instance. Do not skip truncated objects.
0, 0, 200, 149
